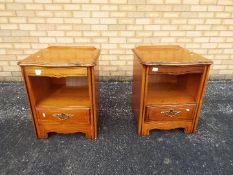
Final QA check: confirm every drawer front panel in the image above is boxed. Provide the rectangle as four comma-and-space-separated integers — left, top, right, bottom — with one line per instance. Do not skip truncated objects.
149, 66, 204, 75
24, 66, 87, 77
37, 108, 91, 125
145, 105, 195, 122
39, 124, 88, 134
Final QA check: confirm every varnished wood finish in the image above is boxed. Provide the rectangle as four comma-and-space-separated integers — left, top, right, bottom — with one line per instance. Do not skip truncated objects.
18, 46, 99, 139
145, 105, 196, 121
133, 45, 213, 66
18, 46, 100, 67
148, 65, 204, 75
37, 108, 91, 125
132, 45, 212, 136
36, 86, 91, 108
93, 64, 99, 138
192, 66, 211, 133
132, 55, 147, 134
24, 66, 87, 77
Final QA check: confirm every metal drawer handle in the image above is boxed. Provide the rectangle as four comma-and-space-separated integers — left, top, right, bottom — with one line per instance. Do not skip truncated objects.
161, 109, 181, 117
52, 113, 74, 120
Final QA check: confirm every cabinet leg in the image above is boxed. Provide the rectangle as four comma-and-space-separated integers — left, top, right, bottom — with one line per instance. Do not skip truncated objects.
85, 131, 95, 139
184, 127, 193, 134
137, 125, 141, 136
37, 129, 48, 139
191, 125, 197, 133
141, 129, 150, 136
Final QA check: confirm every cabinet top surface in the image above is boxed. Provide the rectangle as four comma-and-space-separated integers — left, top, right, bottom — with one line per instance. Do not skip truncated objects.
18, 46, 100, 67
133, 45, 213, 66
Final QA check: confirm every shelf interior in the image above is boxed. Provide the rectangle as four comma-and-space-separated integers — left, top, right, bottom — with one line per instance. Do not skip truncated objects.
146, 73, 202, 105
28, 76, 91, 108
36, 86, 90, 108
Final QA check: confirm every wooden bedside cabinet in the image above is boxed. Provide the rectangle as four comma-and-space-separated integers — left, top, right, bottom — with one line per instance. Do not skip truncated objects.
132, 45, 213, 136
18, 46, 100, 139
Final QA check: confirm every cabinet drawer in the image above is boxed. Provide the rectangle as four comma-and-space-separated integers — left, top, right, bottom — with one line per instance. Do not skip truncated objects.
149, 66, 204, 75
37, 108, 91, 125
24, 66, 87, 77
145, 105, 196, 122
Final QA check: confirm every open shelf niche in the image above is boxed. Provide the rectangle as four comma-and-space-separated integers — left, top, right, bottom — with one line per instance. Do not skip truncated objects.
146, 73, 202, 105
28, 76, 91, 109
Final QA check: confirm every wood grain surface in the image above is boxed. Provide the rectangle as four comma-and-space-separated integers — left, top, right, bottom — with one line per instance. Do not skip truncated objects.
18, 46, 100, 67
133, 45, 213, 66
19, 46, 99, 139
132, 45, 212, 136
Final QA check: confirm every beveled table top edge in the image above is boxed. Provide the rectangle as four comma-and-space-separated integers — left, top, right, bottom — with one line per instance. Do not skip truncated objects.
18, 46, 100, 67
132, 45, 213, 66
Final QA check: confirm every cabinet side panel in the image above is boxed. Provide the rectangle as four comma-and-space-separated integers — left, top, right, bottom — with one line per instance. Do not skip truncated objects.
94, 60, 99, 118
87, 67, 96, 138
192, 65, 211, 132
20, 67, 39, 138
132, 56, 146, 135
178, 73, 202, 102
93, 62, 99, 138
27, 77, 51, 104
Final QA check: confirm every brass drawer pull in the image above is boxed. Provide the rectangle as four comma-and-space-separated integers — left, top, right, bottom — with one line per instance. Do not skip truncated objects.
161, 109, 181, 117
52, 113, 74, 120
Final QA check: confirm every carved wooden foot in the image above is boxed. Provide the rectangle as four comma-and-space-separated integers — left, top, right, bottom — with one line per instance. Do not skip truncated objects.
141, 129, 150, 136
85, 131, 95, 139
184, 127, 193, 134
37, 129, 48, 139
